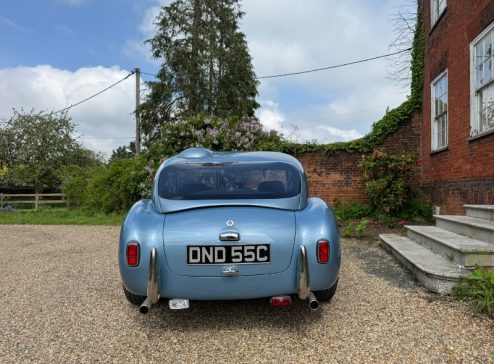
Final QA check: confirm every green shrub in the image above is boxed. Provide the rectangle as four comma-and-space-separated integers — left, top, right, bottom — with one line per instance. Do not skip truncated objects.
402, 198, 433, 222
62, 158, 153, 213
453, 268, 494, 318
62, 165, 100, 208
359, 149, 418, 216
333, 202, 373, 221
342, 219, 370, 238
84, 158, 150, 213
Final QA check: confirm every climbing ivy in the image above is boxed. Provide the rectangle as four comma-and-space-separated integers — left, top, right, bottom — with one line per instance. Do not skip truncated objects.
259, 2, 424, 156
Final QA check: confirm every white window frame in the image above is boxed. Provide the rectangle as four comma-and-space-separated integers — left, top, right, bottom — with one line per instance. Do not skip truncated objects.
431, 0, 447, 27
470, 22, 494, 136
431, 70, 448, 151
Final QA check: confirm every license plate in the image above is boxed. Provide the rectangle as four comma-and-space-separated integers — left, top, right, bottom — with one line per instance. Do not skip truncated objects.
187, 244, 270, 265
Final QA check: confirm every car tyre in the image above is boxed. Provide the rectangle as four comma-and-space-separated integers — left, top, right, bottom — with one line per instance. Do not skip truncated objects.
123, 285, 146, 305
314, 279, 338, 302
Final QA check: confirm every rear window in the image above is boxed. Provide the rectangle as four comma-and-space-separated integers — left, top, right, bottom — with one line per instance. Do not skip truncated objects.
158, 162, 301, 200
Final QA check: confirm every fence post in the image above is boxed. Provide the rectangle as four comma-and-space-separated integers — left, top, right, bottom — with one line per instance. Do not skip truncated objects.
35, 192, 39, 211
0, 193, 3, 208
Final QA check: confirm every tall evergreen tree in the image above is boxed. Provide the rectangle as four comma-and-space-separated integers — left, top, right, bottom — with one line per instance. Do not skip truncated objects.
140, 0, 259, 143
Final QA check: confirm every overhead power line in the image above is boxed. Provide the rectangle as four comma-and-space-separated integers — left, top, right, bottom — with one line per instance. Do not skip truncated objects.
140, 48, 412, 81
257, 48, 412, 79
50, 71, 135, 115
141, 71, 158, 77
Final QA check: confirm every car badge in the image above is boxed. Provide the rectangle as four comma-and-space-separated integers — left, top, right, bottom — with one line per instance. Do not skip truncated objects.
222, 266, 239, 276
226, 220, 235, 227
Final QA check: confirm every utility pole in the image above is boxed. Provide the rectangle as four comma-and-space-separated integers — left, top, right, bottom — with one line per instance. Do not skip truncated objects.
135, 67, 141, 156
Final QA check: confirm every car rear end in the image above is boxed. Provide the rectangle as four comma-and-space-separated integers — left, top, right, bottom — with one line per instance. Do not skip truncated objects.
119, 150, 340, 313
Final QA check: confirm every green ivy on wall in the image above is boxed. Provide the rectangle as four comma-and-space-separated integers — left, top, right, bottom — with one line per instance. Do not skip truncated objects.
259, 2, 424, 157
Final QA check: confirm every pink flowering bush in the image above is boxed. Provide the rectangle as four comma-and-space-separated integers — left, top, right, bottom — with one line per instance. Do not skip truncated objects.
147, 115, 279, 161
359, 149, 419, 215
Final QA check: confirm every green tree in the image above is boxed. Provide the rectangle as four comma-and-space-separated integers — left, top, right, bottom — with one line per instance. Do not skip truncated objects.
0, 110, 100, 192
141, 0, 259, 143
109, 141, 136, 162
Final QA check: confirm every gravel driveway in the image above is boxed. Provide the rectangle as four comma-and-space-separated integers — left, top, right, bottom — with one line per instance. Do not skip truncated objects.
1, 225, 493, 363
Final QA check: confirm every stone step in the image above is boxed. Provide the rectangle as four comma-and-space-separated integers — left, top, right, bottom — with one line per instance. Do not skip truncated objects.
406, 225, 494, 267
435, 215, 494, 244
380, 234, 470, 294
464, 205, 494, 221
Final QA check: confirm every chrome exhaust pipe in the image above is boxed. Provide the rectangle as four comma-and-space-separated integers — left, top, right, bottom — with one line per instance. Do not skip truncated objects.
139, 248, 160, 314
298, 245, 310, 300
140, 298, 151, 314
308, 292, 319, 311
298, 246, 319, 311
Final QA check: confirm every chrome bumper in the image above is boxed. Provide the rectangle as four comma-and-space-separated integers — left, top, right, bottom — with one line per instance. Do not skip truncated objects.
140, 248, 160, 314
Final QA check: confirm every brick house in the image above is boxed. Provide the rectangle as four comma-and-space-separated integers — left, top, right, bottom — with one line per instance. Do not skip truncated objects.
378, 0, 494, 294
421, 0, 494, 214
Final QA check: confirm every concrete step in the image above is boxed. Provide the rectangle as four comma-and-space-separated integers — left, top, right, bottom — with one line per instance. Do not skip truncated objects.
435, 215, 494, 244
406, 225, 494, 267
380, 234, 470, 294
464, 205, 494, 221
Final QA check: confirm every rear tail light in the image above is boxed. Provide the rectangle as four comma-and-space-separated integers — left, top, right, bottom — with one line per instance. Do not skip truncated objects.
270, 295, 292, 307
127, 243, 139, 266
317, 240, 330, 264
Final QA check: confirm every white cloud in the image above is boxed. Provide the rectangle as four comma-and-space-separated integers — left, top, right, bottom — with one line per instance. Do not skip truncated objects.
140, 5, 162, 37
0, 65, 137, 158
242, 0, 412, 143
123, 2, 167, 65
258, 100, 284, 132
318, 126, 363, 141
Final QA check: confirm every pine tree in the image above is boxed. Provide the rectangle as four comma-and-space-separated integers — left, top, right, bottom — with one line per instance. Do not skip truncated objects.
140, 0, 259, 143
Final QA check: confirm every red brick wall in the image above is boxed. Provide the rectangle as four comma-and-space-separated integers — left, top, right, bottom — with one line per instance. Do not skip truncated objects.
297, 151, 367, 204
421, 0, 494, 213
297, 113, 422, 205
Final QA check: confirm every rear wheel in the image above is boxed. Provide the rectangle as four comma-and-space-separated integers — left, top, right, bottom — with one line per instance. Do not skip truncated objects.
314, 279, 338, 302
123, 285, 145, 305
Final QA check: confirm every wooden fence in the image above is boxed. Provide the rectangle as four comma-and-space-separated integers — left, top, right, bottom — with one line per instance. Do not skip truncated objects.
0, 193, 68, 211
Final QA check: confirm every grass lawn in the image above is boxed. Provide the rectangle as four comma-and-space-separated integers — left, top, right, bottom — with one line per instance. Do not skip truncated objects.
0, 208, 126, 226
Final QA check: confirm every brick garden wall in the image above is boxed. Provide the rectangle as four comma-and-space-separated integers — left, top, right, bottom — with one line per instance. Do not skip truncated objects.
422, 180, 494, 215
297, 112, 422, 205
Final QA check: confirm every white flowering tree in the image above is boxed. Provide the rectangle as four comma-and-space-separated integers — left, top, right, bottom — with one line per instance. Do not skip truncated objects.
146, 115, 280, 161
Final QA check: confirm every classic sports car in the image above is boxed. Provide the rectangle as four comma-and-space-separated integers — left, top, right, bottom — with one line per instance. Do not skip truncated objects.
119, 148, 340, 313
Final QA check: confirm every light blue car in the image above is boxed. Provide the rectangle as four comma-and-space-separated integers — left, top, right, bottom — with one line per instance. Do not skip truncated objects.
119, 148, 340, 313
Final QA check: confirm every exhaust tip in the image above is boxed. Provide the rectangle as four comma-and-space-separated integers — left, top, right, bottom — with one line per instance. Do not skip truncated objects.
309, 299, 319, 311
308, 292, 319, 311
140, 298, 151, 314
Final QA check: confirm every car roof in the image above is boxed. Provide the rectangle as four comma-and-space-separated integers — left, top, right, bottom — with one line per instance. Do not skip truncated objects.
161, 148, 304, 172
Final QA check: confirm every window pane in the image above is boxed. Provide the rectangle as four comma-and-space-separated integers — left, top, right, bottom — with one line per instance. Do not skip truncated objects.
431, 0, 446, 24
158, 162, 301, 200
432, 73, 448, 149
433, 74, 448, 116
439, 0, 446, 13
476, 44, 482, 88
484, 37, 493, 84
479, 83, 494, 132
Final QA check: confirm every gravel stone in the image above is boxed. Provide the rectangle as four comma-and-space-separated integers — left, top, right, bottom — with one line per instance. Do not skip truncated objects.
0, 225, 493, 363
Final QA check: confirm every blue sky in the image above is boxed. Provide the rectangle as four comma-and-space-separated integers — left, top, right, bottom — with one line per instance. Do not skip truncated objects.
0, 0, 413, 156
0, 0, 155, 71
